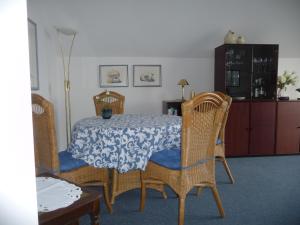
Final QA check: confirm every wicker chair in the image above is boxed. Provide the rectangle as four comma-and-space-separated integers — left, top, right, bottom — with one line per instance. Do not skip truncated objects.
214, 92, 234, 183
93, 90, 128, 204
93, 91, 166, 204
32, 94, 112, 213
140, 92, 227, 225
93, 90, 125, 116
196, 92, 234, 196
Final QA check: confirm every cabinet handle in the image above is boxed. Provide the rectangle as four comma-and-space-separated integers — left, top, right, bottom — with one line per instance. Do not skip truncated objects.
297, 127, 300, 129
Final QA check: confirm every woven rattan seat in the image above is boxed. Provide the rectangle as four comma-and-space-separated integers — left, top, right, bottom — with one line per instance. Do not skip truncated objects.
140, 92, 227, 225
32, 94, 112, 213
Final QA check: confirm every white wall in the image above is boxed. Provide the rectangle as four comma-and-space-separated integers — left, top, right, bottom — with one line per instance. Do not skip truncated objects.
0, 0, 38, 224
28, 2, 57, 100
27, 0, 300, 151
278, 58, 300, 99
28, 22, 300, 151
49, 56, 300, 151
27, 0, 300, 58
54, 57, 213, 150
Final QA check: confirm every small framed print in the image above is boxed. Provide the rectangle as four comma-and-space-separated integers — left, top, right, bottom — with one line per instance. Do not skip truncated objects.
28, 18, 39, 90
99, 65, 128, 87
133, 65, 162, 87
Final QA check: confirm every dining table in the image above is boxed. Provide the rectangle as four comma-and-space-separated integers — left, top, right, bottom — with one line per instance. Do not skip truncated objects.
67, 114, 182, 173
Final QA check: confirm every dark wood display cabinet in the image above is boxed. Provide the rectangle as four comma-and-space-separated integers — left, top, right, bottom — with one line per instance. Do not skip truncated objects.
276, 101, 300, 154
215, 44, 280, 156
225, 101, 276, 156
162, 100, 183, 116
250, 101, 276, 155
225, 101, 250, 156
215, 44, 279, 100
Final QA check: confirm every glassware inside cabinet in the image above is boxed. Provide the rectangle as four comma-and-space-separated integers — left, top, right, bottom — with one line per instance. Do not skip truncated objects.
225, 48, 246, 67
215, 44, 278, 101
224, 45, 252, 99
252, 45, 278, 99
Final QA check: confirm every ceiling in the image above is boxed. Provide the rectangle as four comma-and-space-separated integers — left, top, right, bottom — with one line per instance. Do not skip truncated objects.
28, 0, 300, 58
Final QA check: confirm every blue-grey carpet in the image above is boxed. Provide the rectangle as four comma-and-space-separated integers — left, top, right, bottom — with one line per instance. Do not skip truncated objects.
80, 155, 300, 225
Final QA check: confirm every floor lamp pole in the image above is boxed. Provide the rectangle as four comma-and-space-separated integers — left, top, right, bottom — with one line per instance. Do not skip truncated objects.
57, 28, 76, 146
64, 79, 71, 146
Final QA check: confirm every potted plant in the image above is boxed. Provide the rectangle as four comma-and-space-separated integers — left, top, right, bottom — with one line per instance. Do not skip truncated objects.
277, 71, 297, 100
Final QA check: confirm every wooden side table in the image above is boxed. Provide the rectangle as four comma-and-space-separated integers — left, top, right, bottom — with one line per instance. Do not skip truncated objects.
38, 174, 100, 225
162, 100, 183, 116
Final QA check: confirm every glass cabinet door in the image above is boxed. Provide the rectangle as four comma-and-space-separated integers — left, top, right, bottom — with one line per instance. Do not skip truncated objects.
252, 45, 278, 100
215, 44, 278, 101
225, 45, 252, 99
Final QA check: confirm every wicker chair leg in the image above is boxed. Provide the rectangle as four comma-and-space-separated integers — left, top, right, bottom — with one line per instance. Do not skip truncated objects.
210, 186, 225, 218
103, 183, 112, 213
221, 158, 235, 184
111, 169, 118, 204
161, 189, 168, 199
196, 187, 204, 197
140, 179, 146, 211
178, 196, 186, 225
147, 183, 168, 199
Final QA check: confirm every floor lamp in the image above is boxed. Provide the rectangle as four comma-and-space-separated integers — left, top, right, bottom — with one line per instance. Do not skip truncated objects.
56, 27, 77, 146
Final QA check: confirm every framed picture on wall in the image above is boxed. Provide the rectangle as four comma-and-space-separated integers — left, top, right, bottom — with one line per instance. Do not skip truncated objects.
133, 65, 162, 87
99, 65, 128, 87
28, 18, 39, 90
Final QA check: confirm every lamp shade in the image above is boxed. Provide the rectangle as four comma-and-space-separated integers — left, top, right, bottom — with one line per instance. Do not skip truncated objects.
56, 27, 77, 36
177, 79, 190, 86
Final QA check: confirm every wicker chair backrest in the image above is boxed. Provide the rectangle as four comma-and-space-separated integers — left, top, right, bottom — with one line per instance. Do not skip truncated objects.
32, 94, 60, 174
93, 91, 125, 116
181, 92, 227, 169
214, 92, 232, 142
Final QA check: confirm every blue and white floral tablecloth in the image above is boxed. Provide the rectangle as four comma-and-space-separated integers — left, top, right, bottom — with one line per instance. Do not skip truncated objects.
67, 114, 181, 173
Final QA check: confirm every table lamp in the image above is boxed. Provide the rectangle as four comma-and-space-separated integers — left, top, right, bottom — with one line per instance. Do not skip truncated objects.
178, 79, 190, 100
